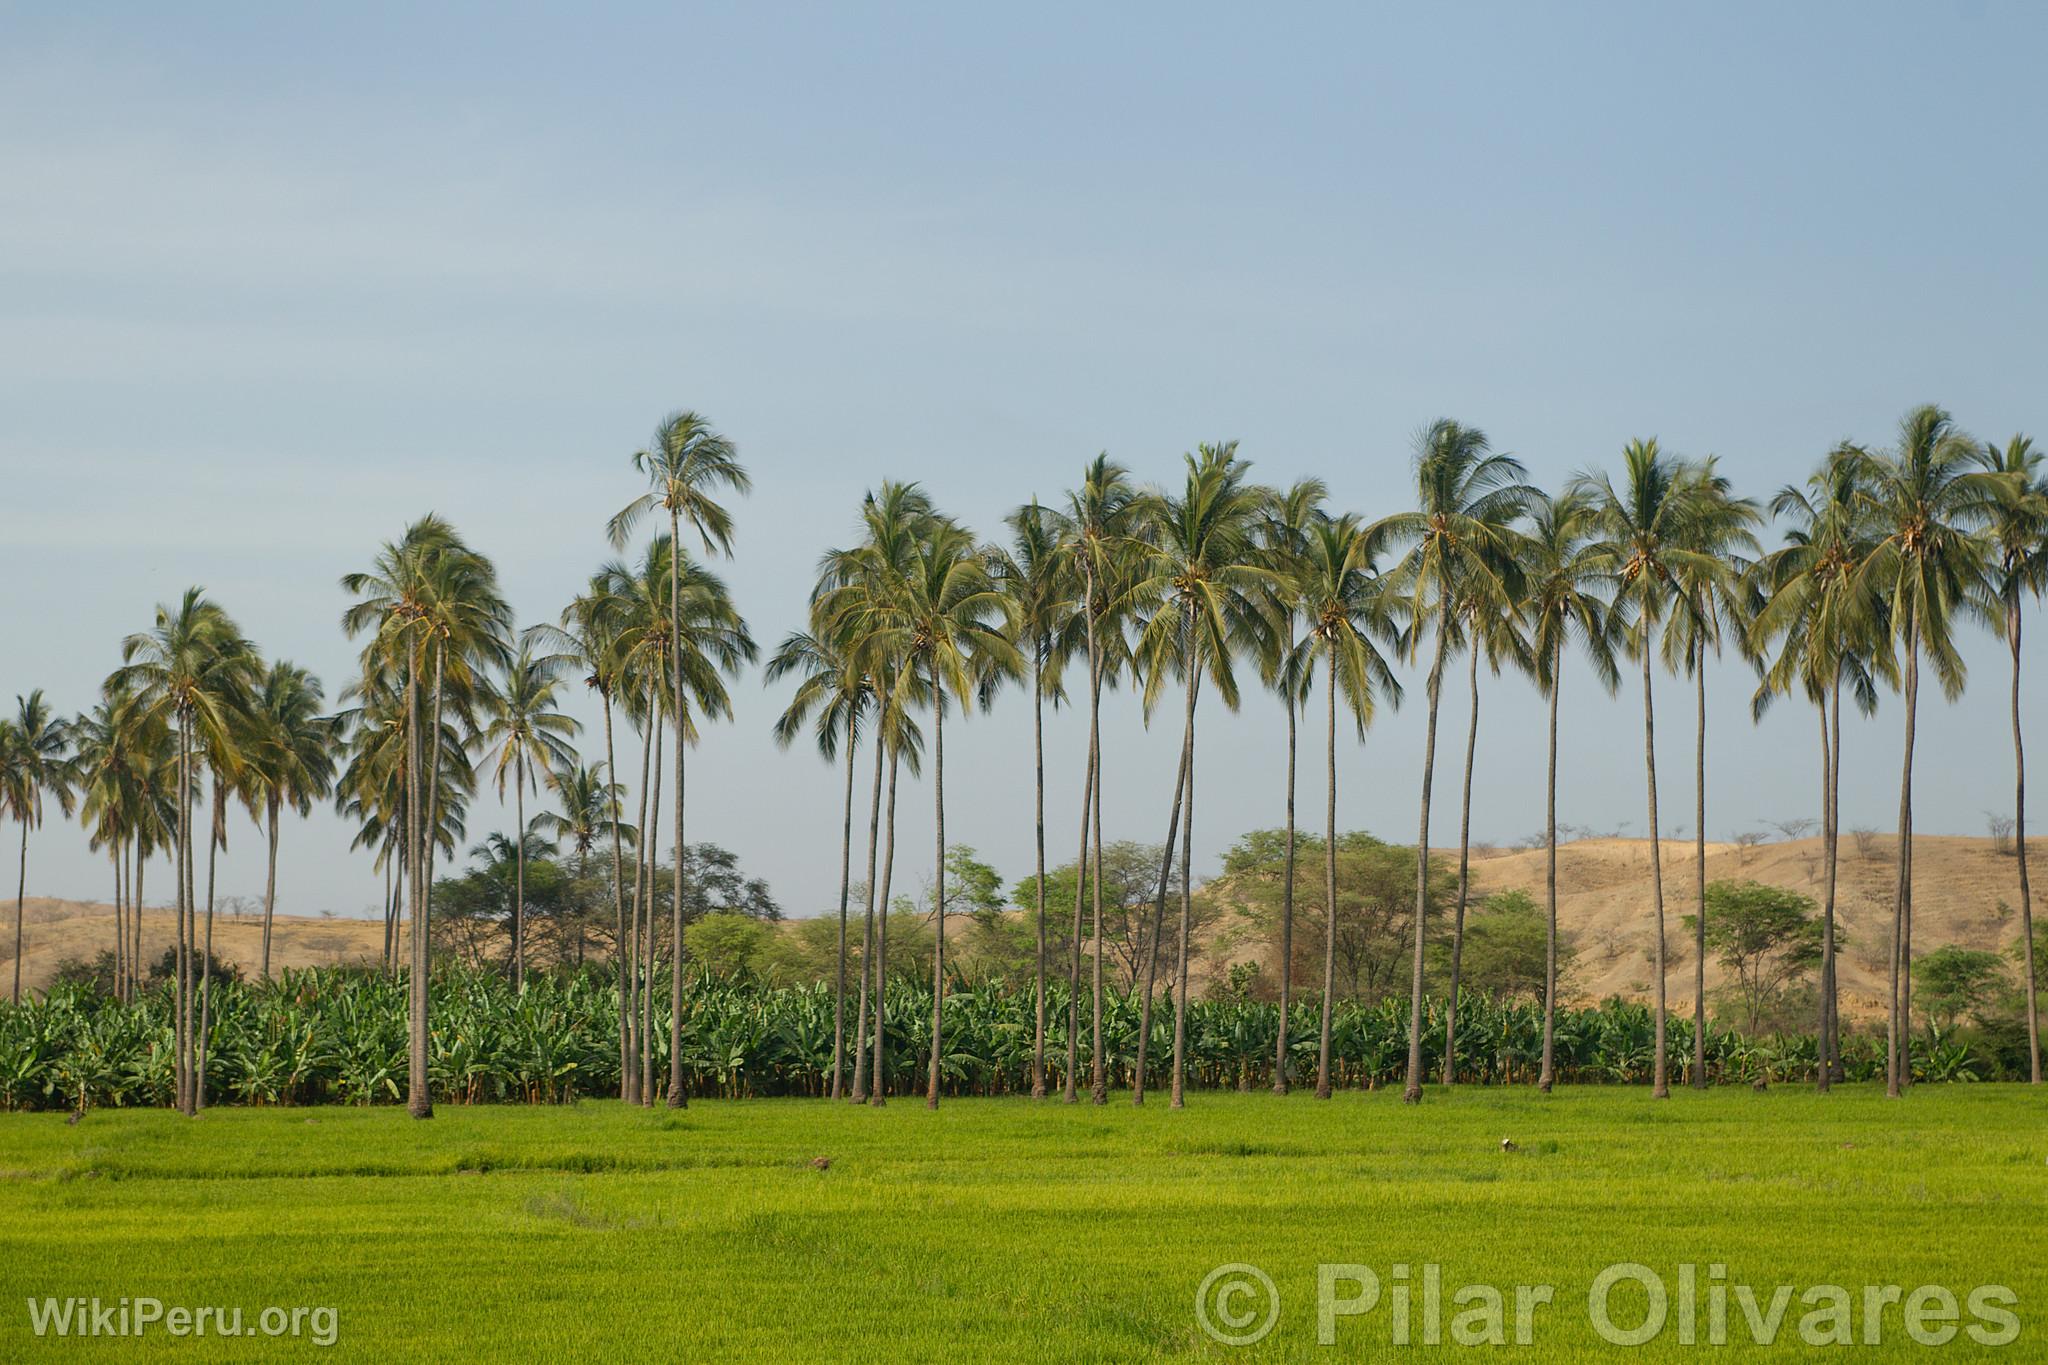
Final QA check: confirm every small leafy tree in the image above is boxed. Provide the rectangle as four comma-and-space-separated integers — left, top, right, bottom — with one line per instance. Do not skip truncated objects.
1683, 880, 1823, 1033
1913, 946, 2012, 1033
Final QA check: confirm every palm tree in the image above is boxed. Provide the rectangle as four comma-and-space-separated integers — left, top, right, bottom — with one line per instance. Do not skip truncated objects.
1658, 458, 1759, 1087
2, 691, 75, 1004
1060, 456, 1145, 1104
1522, 490, 1618, 1091
989, 499, 1080, 1100
1254, 478, 1327, 1095
1377, 419, 1534, 1104
1748, 449, 1889, 1089
116, 589, 256, 1114
245, 662, 334, 982
1131, 442, 1275, 1108
476, 642, 580, 989
1848, 406, 2007, 1097
1291, 514, 1402, 1099
609, 410, 752, 1110
1976, 434, 2048, 1084
860, 514, 1018, 1108
530, 759, 632, 965
1440, 574, 1533, 1085
766, 627, 873, 1099
1577, 440, 1729, 1099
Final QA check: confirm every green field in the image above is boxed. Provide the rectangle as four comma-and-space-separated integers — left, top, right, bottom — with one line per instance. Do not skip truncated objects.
0, 1087, 2040, 1360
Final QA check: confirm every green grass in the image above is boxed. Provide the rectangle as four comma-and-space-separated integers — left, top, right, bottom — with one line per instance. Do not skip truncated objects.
0, 1086, 2041, 1360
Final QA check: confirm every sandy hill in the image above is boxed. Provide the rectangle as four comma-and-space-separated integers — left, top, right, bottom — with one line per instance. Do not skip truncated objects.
5, 836, 2033, 1015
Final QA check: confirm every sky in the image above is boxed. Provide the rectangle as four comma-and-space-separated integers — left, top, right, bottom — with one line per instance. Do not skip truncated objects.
3, 3, 2046, 922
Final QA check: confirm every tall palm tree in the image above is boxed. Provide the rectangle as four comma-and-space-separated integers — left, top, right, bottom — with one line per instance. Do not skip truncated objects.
989, 499, 1080, 1100
1254, 478, 1327, 1095
477, 642, 580, 989
1377, 420, 1534, 1104
1658, 458, 1760, 1087
1976, 434, 2048, 1084
116, 589, 256, 1114
860, 514, 1019, 1109
1440, 577, 1532, 1084
609, 410, 751, 1110
1576, 440, 1726, 1100
1848, 406, 2007, 1097
2, 691, 75, 1005
1521, 490, 1618, 1091
1131, 442, 1275, 1108
1291, 514, 1402, 1099
766, 627, 873, 1100
1748, 448, 1890, 1089
530, 758, 632, 965
1057, 457, 1145, 1104
245, 662, 334, 982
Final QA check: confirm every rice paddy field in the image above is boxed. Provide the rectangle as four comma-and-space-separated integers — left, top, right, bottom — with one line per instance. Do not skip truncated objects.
0, 1086, 2041, 1360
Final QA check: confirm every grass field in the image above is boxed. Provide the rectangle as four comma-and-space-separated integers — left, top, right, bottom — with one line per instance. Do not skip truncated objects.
0, 1087, 2040, 1360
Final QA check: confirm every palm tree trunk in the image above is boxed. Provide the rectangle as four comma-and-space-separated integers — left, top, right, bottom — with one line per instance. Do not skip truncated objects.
513, 753, 526, 990
1540, 646, 1562, 1093
624, 704, 654, 1103
133, 841, 146, 1003
870, 747, 901, 1105
1642, 642, 1670, 1100
179, 713, 196, 1115
2010, 597, 2041, 1084
831, 727, 857, 1100
1889, 616, 1919, 1098
197, 782, 220, 1112
1065, 648, 1098, 1105
1826, 671, 1845, 1084
1275, 681, 1297, 1095
1817, 684, 1838, 1092
1088, 628, 1107, 1106
1134, 679, 1194, 1106
1403, 601, 1452, 1104
1031, 657, 1049, 1100
112, 845, 126, 1004
1692, 638, 1708, 1089
11, 820, 25, 1007
1316, 637, 1339, 1100
1170, 614, 1199, 1110
405, 643, 433, 1120
601, 695, 631, 1101
261, 800, 280, 983
851, 730, 884, 1102
668, 510, 690, 1111
1444, 636, 1481, 1086
927, 676, 947, 1110
642, 710, 663, 1105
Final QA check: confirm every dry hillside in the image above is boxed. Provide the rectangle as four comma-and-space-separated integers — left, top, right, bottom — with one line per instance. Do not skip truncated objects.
5, 836, 2033, 1017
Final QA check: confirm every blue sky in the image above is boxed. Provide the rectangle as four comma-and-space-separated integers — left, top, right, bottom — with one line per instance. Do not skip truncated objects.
3, 3, 2045, 919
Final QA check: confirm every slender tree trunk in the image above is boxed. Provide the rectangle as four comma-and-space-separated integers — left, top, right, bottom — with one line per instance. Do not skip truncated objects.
625, 704, 655, 1103
1889, 616, 1919, 1098
1064, 643, 1098, 1105
1031, 658, 1049, 1100
406, 643, 433, 1120
1692, 638, 1708, 1088
1088, 626, 1107, 1105
1316, 638, 1339, 1100
513, 753, 527, 991
870, 748, 901, 1105
831, 728, 858, 1100
927, 677, 947, 1110
1133, 679, 1194, 1106
179, 714, 195, 1115
1540, 647, 1562, 1092
1642, 643, 1670, 1099
133, 842, 146, 1004
1817, 684, 1838, 1092
261, 800, 280, 983
112, 845, 127, 1005
642, 710, 663, 1105
1403, 602, 1452, 1103
1444, 637, 1481, 1086
384, 850, 399, 973
1170, 614, 1199, 1110
668, 510, 690, 1110
851, 731, 884, 1102
601, 695, 631, 1102
1275, 686, 1297, 1095
197, 782, 220, 1111
2010, 598, 2041, 1084
11, 821, 26, 1007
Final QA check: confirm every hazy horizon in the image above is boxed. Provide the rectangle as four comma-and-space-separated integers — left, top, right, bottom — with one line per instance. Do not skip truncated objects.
5, 4, 2046, 924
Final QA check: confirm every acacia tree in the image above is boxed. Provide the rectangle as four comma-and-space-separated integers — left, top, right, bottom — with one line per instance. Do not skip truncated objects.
1848, 406, 2006, 1097
1975, 434, 2048, 1084
1377, 419, 1534, 1103
2, 691, 75, 1005
610, 410, 752, 1110
1521, 490, 1616, 1092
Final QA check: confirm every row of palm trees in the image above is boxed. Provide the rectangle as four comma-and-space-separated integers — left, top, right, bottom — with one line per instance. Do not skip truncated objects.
6, 401, 2041, 1118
